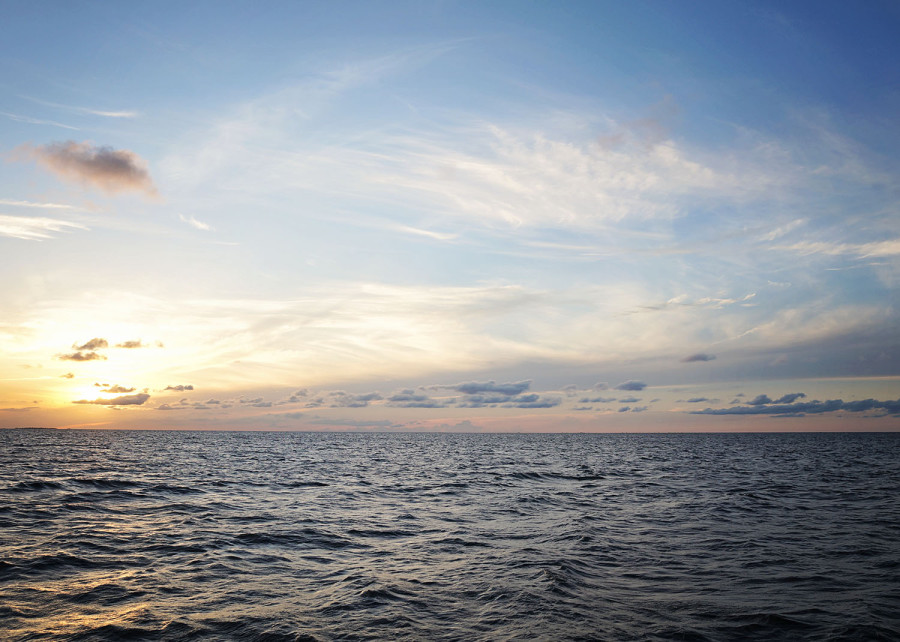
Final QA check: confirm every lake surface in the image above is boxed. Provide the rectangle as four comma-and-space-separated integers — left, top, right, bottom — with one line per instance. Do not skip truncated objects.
1, 430, 898, 641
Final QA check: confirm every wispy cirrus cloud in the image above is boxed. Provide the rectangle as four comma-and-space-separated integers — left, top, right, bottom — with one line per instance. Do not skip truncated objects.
0, 214, 87, 240
0, 110, 78, 130
18, 141, 158, 197
178, 214, 212, 231
0, 199, 84, 211
20, 97, 138, 119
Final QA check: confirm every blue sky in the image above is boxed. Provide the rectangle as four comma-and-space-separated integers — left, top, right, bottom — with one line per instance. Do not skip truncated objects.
1, 0, 898, 430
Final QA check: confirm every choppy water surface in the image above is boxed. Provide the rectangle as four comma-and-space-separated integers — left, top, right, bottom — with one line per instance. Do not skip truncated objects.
1, 430, 898, 641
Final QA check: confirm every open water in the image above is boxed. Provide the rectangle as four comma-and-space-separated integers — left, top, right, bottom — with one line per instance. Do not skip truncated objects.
1, 429, 898, 641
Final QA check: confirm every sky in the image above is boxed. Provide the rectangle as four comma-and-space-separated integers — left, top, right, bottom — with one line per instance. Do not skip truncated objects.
1, 0, 898, 431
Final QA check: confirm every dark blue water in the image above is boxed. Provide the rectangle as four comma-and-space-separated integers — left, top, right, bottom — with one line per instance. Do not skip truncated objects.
1, 430, 898, 641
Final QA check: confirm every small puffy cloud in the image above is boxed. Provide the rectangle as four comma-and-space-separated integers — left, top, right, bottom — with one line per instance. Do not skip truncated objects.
774, 392, 806, 404
747, 394, 773, 406
58, 351, 106, 361
579, 396, 616, 403
450, 380, 531, 396
20, 141, 158, 197
73, 392, 150, 406
510, 396, 561, 409
115, 340, 144, 349
682, 353, 716, 362
98, 384, 135, 393
61, 372, 75, 379
156, 404, 175, 411
615, 380, 647, 391
618, 406, 631, 413
74, 338, 108, 351
685, 397, 709, 403
593, 382, 609, 390
165, 384, 194, 391
618, 396, 641, 403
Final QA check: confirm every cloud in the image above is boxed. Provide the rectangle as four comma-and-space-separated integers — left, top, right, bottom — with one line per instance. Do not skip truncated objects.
0, 406, 36, 412
73, 393, 151, 405
774, 392, 807, 404
692, 398, 900, 416
20, 141, 158, 196
386, 391, 448, 408
579, 396, 616, 403
57, 351, 106, 361
327, 391, 383, 408
685, 397, 710, 403
115, 340, 144, 348
98, 384, 135, 393
61, 372, 75, 378
682, 353, 716, 362
21, 97, 138, 119
777, 239, 900, 259
0, 214, 87, 240
74, 338, 108, 350
179, 213, 212, 231
165, 384, 194, 391
615, 380, 647, 391
618, 396, 641, 403
449, 380, 531, 396
747, 394, 773, 406
1, 110, 78, 130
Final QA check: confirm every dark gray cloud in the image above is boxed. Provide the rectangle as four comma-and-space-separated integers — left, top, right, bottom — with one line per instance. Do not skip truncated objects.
692, 398, 900, 416
685, 397, 710, 403
74, 337, 108, 350
774, 392, 807, 404
457, 393, 561, 409
747, 394, 773, 406
22, 141, 158, 196
618, 406, 631, 412
165, 385, 194, 392
682, 353, 716, 362
615, 380, 646, 391
450, 380, 531, 396
58, 351, 106, 361
325, 391, 383, 408
386, 391, 448, 408
73, 392, 150, 406
510, 396, 561, 409
618, 396, 641, 403
579, 396, 616, 403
